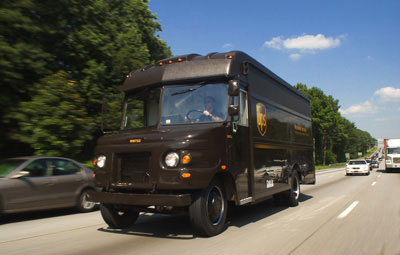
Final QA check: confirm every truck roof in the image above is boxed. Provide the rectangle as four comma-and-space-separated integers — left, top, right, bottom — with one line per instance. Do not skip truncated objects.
122, 51, 308, 101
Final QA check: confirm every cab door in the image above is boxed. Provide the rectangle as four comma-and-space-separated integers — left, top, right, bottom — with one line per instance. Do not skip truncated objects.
230, 89, 251, 203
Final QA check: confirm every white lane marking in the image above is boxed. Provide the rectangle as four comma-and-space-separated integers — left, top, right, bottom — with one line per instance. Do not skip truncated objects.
371, 181, 377, 186
337, 201, 359, 219
378, 175, 381, 178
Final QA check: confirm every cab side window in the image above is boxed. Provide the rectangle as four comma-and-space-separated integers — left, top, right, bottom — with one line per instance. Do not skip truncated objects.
238, 90, 248, 126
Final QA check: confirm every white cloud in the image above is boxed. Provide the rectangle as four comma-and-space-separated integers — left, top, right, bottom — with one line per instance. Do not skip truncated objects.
340, 100, 377, 116
284, 34, 341, 51
289, 53, 302, 61
374, 87, 400, 102
263, 34, 343, 61
222, 43, 234, 49
263, 36, 283, 50
264, 34, 342, 53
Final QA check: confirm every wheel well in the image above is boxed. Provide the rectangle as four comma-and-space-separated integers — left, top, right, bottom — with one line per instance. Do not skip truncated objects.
76, 186, 95, 202
292, 164, 302, 183
215, 172, 235, 202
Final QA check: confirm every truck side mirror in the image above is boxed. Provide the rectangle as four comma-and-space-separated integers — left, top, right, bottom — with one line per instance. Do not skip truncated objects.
228, 105, 239, 116
228, 80, 239, 96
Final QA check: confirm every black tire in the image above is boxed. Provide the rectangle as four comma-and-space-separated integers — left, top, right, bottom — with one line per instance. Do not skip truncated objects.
281, 171, 300, 207
100, 203, 139, 229
77, 189, 97, 213
386, 168, 392, 173
189, 178, 228, 237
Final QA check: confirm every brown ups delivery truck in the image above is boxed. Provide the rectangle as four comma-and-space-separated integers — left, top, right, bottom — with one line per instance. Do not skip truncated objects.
88, 51, 315, 236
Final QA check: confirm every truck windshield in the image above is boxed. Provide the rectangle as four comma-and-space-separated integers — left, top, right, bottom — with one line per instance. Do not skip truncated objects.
387, 148, 400, 154
161, 83, 228, 125
122, 83, 228, 129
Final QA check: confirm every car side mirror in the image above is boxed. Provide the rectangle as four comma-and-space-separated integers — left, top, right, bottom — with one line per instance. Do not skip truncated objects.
228, 80, 239, 96
10, 171, 30, 179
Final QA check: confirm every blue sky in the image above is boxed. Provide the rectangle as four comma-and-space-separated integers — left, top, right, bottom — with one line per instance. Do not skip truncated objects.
149, 0, 400, 139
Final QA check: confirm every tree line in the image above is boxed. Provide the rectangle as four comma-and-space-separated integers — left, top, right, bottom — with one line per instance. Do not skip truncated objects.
295, 84, 376, 165
1, 1, 375, 164
0, 0, 171, 159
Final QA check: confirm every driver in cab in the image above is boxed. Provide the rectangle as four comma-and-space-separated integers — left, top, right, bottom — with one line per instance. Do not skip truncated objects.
199, 96, 223, 122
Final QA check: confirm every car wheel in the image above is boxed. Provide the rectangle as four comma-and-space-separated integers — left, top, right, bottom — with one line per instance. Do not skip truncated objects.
281, 170, 300, 207
189, 178, 228, 237
77, 189, 97, 213
100, 204, 139, 229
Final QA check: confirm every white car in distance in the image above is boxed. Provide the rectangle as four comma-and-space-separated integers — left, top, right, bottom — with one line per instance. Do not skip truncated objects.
346, 159, 370, 176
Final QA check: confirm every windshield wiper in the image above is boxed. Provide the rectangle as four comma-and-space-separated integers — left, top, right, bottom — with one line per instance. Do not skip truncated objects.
171, 82, 208, 96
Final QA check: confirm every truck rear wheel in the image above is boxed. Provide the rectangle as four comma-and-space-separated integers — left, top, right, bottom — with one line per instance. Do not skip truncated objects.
189, 178, 227, 237
100, 204, 139, 229
281, 171, 300, 207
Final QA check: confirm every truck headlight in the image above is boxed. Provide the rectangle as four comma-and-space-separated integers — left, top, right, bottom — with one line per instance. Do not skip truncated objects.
96, 155, 106, 168
165, 152, 179, 168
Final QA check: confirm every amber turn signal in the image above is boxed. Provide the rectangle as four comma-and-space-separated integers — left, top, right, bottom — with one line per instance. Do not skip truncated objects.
182, 172, 191, 178
182, 154, 191, 164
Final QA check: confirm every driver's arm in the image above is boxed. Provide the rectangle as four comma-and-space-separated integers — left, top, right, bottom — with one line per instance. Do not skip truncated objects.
203, 110, 222, 121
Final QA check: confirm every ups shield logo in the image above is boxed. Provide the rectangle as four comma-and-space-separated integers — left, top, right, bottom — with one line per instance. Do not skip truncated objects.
256, 103, 267, 136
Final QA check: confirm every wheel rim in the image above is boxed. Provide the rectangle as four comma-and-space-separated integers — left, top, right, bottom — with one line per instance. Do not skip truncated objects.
81, 192, 96, 209
206, 186, 224, 226
293, 175, 300, 200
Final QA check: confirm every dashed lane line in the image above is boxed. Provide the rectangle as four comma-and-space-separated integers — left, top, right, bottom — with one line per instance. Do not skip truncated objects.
337, 201, 359, 219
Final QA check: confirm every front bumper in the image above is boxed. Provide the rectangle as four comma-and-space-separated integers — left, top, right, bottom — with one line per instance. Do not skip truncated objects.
386, 163, 400, 169
87, 191, 192, 207
346, 169, 369, 174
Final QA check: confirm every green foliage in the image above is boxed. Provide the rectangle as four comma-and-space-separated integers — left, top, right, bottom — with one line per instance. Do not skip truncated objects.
295, 83, 376, 165
10, 71, 94, 157
0, 0, 171, 158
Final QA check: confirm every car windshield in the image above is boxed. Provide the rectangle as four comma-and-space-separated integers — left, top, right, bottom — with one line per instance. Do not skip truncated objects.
0, 159, 26, 177
349, 161, 366, 165
161, 83, 228, 125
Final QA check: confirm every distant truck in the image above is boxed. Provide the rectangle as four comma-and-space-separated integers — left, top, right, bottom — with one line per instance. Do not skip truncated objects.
87, 51, 315, 236
384, 138, 400, 172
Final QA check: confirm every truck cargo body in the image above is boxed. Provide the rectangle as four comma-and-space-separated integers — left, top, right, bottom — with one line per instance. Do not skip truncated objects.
384, 138, 400, 172
88, 51, 315, 236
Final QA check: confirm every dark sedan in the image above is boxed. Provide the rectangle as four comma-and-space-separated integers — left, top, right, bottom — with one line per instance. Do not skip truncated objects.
0, 156, 97, 215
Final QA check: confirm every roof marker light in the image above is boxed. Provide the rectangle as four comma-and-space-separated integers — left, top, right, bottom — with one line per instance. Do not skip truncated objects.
227, 55, 234, 59
177, 58, 183, 62
168, 60, 173, 64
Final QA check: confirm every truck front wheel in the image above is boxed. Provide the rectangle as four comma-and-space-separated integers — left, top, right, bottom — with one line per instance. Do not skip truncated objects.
100, 203, 139, 229
189, 178, 228, 237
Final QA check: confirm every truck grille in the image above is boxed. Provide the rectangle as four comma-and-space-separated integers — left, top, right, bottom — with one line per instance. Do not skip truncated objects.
393, 158, 400, 163
117, 152, 151, 184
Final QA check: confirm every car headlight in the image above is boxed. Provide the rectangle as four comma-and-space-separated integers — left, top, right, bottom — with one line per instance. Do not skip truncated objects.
96, 155, 106, 168
165, 152, 179, 168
